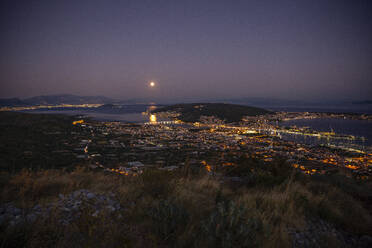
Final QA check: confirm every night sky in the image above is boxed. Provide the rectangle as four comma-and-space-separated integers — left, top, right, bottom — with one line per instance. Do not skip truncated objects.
1, 0, 371, 101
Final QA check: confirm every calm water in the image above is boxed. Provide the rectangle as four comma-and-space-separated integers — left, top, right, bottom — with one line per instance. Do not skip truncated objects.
23, 105, 164, 123
276, 118, 372, 148
25, 110, 151, 122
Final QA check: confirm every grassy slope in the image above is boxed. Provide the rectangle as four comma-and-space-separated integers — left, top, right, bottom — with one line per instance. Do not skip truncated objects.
1, 161, 371, 247
0, 112, 83, 172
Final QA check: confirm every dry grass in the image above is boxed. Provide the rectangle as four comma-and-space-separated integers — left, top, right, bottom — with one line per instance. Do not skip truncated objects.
1, 166, 371, 247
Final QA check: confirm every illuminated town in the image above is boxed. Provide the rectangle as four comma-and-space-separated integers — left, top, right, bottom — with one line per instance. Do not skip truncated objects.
0, 104, 103, 112
69, 111, 371, 180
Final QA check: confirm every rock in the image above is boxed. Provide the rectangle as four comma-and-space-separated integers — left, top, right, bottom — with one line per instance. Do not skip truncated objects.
1, 190, 123, 229
26, 213, 37, 223
62, 207, 71, 212
71, 204, 80, 211
106, 205, 116, 212
86, 192, 96, 199
92, 210, 99, 217
359, 235, 372, 247
11, 207, 21, 216
99, 195, 106, 200
60, 219, 70, 225
33, 204, 41, 211
0, 215, 6, 225
9, 216, 23, 226
73, 191, 81, 198
106, 199, 114, 205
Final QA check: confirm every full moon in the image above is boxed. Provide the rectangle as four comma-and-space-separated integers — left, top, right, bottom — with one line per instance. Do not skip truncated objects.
149, 81, 155, 87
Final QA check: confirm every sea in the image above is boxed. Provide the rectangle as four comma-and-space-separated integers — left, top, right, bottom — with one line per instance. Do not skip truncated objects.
275, 118, 372, 149
23, 104, 161, 123
260, 104, 372, 150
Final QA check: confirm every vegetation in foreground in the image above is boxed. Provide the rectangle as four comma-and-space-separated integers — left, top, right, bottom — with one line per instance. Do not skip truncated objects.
1, 160, 372, 248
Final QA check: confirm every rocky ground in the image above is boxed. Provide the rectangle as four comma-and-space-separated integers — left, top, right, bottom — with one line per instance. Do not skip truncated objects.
1, 189, 372, 247
0, 189, 122, 227
288, 219, 372, 247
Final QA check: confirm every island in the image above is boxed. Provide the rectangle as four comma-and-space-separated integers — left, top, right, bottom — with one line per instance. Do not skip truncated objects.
151, 103, 272, 123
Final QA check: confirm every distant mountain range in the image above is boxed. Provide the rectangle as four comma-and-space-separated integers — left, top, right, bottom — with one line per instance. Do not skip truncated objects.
1, 94, 369, 109
0, 94, 116, 107
0, 98, 27, 107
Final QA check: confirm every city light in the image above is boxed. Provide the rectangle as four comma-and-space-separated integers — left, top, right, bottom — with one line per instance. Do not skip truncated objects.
150, 114, 157, 122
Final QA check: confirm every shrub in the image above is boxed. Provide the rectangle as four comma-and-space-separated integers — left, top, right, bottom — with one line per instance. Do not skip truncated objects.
199, 201, 263, 248
148, 199, 189, 242
140, 169, 174, 198
224, 156, 295, 188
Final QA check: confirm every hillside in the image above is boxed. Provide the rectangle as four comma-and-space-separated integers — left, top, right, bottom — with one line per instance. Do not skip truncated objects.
0, 112, 83, 171
1, 161, 372, 247
0, 98, 28, 107
24, 94, 115, 105
152, 103, 271, 123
